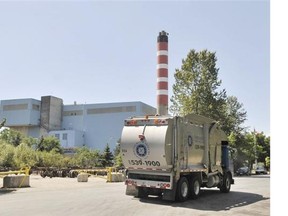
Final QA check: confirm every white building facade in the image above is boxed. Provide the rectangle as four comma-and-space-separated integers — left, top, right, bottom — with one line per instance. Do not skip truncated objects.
0, 96, 156, 150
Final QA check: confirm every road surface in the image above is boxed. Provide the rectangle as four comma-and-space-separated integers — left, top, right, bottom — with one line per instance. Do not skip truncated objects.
0, 174, 270, 216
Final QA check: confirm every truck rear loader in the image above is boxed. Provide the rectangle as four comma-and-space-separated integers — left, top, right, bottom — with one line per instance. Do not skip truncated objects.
120, 113, 234, 201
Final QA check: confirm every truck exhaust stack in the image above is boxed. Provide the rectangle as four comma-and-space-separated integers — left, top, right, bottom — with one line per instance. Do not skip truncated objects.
157, 31, 169, 115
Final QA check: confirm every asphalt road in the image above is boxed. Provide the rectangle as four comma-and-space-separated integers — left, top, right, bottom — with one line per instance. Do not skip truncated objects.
0, 174, 270, 216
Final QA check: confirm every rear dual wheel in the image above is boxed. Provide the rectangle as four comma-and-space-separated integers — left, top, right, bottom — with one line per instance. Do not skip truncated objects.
190, 176, 201, 199
176, 176, 202, 202
176, 177, 189, 202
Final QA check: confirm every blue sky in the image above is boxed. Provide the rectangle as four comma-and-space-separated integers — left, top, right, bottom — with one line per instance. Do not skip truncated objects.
0, 0, 270, 135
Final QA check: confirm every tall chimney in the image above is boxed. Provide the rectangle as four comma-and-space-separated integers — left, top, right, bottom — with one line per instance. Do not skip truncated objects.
157, 30, 169, 115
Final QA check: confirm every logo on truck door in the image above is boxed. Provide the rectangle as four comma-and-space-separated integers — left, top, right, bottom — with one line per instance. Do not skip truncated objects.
134, 141, 150, 159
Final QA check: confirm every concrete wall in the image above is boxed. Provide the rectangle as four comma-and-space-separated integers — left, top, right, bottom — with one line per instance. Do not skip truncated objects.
0, 98, 40, 126
0, 99, 41, 138
40, 96, 63, 134
9, 126, 40, 138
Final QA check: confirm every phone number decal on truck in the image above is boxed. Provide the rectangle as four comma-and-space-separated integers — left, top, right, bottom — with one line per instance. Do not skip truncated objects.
128, 160, 161, 166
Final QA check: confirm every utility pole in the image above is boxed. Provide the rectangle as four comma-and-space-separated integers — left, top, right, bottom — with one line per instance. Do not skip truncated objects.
254, 129, 258, 167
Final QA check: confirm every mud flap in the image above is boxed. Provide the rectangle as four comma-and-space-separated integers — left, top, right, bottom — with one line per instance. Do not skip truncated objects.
162, 182, 177, 201
126, 185, 139, 196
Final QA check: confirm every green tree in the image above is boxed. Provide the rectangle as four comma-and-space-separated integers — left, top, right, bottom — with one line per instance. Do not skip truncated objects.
0, 118, 6, 129
0, 141, 15, 168
23, 136, 38, 148
170, 49, 227, 118
113, 140, 123, 168
255, 132, 270, 163
101, 144, 114, 167
228, 131, 255, 171
242, 132, 257, 170
170, 49, 246, 135
228, 132, 246, 170
36, 136, 62, 153
113, 140, 121, 156
72, 147, 101, 168
38, 150, 65, 168
222, 96, 247, 135
265, 156, 270, 171
0, 129, 23, 146
14, 143, 38, 168
228, 131, 269, 172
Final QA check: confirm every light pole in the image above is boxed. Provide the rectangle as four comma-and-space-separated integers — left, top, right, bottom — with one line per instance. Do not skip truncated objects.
254, 129, 258, 167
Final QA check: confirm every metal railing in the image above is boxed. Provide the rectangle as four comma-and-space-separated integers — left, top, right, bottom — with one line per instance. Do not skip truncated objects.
0, 167, 30, 188
0, 167, 30, 177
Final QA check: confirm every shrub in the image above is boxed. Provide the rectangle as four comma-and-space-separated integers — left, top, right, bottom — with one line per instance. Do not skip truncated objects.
0, 141, 15, 168
14, 143, 38, 168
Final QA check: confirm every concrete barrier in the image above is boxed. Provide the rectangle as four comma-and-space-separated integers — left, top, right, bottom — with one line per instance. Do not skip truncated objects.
110, 173, 125, 182
77, 173, 89, 182
3, 175, 30, 188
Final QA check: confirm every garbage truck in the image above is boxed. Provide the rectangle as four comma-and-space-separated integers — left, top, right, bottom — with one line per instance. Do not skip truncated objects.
120, 114, 234, 201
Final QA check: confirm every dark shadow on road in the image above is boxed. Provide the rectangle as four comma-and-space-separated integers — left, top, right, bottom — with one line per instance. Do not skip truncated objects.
0, 188, 16, 195
139, 189, 269, 211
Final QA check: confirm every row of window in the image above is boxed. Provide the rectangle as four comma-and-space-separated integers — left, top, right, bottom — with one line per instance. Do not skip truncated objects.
62, 106, 137, 116
2, 104, 137, 114
2, 103, 40, 111
54, 133, 67, 140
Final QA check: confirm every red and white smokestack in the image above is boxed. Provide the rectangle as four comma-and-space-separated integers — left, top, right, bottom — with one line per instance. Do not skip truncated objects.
157, 31, 169, 115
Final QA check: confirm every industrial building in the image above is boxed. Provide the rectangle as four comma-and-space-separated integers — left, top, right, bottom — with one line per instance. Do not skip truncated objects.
0, 96, 156, 150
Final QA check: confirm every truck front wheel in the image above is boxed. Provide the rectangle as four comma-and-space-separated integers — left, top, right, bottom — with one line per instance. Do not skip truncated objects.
220, 173, 231, 193
176, 177, 189, 202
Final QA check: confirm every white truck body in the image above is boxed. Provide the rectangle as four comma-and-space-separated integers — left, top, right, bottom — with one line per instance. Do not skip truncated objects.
120, 114, 234, 201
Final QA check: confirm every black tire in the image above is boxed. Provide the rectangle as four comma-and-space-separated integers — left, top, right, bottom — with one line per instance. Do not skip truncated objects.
176, 177, 189, 202
190, 176, 201, 199
220, 173, 231, 193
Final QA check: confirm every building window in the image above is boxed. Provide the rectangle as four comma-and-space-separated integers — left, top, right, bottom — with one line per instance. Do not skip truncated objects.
63, 110, 83, 116
87, 106, 136, 115
3, 104, 28, 111
55, 134, 60, 140
32, 104, 40, 110
62, 133, 68, 140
